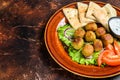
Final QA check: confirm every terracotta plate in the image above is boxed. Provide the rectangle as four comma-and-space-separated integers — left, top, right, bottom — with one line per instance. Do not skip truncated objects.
44, 1, 120, 78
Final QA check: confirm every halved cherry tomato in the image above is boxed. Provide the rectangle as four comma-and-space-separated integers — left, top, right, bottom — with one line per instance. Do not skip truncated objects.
102, 57, 120, 66
102, 52, 120, 66
98, 50, 114, 66
98, 50, 104, 66
98, 41, 120, 66
106, 44, 114, 52
114, 40, 120, 55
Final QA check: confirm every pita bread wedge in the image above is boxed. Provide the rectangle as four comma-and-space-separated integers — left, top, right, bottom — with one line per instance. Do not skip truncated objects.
86, 1, 101, 20
93, 8, 110, 31
63, 8, 82, 29
103, 3, 117, 18
77, 2, 95, 25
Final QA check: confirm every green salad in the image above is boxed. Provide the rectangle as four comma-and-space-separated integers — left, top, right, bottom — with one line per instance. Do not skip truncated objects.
57, 24, 101, 65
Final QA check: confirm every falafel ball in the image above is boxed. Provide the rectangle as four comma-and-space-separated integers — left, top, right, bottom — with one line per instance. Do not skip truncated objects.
72, 37, 84, 50
74, 28, 85, 38
82, 44, 94, 57
101, 34, 114, 46
93, 39, 103, 51
85, 22, 97, 31
95, 27, 106, 37
85, 31, 96, 42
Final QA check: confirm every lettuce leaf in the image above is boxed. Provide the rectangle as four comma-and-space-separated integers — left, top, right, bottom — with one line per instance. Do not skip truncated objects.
57, 24, 74, 46
68, 46, 100, 65
68, 46, 82, 63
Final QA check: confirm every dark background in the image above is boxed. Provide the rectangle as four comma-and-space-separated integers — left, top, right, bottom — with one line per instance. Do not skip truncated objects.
0, 0, 120, 80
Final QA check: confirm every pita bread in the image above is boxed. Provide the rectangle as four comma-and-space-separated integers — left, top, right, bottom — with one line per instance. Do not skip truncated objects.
93, 8, 110, 31
86, 1, 101, 20
103, 4, 117, 18
63, 8, 82, 29
77, 2, 95, 25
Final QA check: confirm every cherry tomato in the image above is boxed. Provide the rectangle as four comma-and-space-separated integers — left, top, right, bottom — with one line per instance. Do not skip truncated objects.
98, 50, 114, 66
98, 51, 104, 66
98, 40, 120, 66
102, 52, 120, 66
114, 40, 120, 55
106, 44, 114, 52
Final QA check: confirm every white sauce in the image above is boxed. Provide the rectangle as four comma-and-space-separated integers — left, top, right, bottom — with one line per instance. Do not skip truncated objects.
109, 18, 120, 35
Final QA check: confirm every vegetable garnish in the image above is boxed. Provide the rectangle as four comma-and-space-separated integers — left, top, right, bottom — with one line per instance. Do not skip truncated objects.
57, 24, 75, 46
114, 40, 120, 55
98, 40, 120, 66
64, 27, 75, 41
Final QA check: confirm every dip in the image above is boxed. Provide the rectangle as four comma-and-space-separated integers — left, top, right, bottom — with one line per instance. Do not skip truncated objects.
109, 17, 120, 38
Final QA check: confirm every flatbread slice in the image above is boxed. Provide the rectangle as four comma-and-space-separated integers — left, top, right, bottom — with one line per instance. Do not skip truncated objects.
93, 8, 109, 31
86, 1, 101, 20
77, 2, 95, 25
103, 3, 117, 18
63, 8, 82, 29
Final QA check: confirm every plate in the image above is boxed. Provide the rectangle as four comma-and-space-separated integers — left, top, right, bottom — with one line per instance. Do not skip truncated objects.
44, 1, 120, 78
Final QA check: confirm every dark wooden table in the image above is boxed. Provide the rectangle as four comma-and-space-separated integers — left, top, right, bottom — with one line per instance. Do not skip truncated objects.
0, 0, 120, 80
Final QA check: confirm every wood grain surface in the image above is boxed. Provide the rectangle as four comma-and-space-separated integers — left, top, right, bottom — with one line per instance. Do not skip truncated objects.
0, 0, 120, 80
